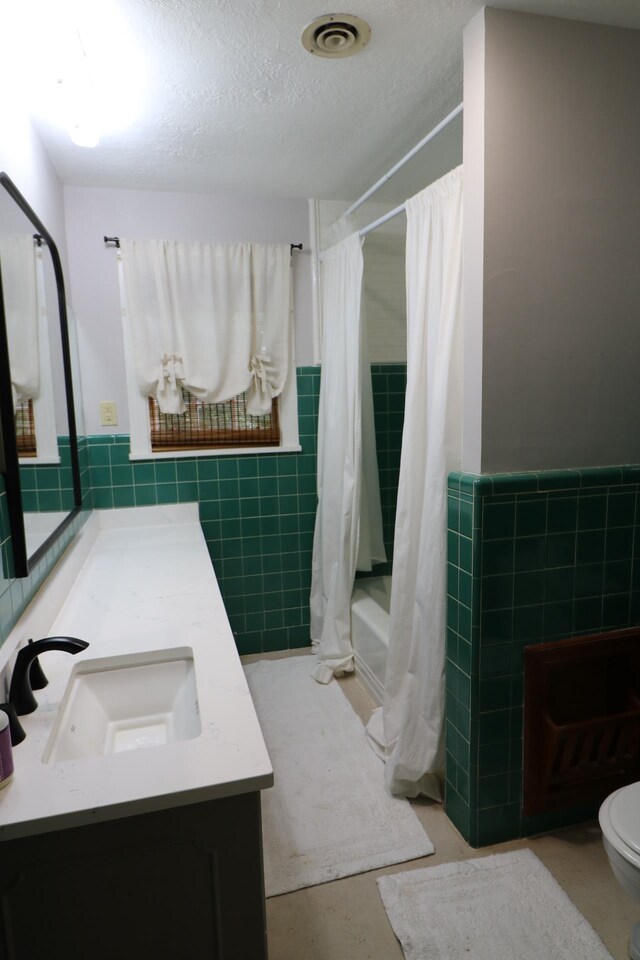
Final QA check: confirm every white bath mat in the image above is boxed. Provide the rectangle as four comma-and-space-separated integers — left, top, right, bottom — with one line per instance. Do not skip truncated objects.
378, 848, 613, 960
244, 656, 434, 897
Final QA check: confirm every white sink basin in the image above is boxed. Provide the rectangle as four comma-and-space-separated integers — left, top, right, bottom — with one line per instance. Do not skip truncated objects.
43, 647, 201, 764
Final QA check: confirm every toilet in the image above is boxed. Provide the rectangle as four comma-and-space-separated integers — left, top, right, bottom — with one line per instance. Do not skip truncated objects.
599, 781, 640, 960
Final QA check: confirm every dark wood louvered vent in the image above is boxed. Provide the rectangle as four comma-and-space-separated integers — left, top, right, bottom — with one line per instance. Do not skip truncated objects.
523, 628, 640, 816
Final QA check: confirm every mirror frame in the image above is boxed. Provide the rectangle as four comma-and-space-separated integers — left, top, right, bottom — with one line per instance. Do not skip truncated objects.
0, 171, 82, 577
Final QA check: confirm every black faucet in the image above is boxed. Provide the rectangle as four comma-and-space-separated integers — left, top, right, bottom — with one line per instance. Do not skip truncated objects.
9, 637, 89, 715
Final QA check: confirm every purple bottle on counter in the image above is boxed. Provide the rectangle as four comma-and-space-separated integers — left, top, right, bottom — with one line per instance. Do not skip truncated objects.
0, 709, 14, 788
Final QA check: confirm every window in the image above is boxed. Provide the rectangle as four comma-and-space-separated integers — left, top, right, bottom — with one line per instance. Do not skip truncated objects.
122, 329, 299, 460
148, 388, 280, 452
117, 239, 300, 460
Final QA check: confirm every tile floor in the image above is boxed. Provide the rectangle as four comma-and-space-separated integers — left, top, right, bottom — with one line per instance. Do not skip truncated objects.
243, 649, 638, 960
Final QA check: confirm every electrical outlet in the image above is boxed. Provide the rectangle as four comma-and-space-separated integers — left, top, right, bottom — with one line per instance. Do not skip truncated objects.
99, 401, 118, 426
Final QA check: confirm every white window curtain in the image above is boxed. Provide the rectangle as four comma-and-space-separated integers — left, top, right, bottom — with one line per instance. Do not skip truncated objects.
0, 234, 39, 404
310, 233, 385, 683
120, 239, 291, 416
367, 166, 464, 800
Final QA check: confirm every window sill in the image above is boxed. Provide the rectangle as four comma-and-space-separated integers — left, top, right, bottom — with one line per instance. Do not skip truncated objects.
128, 444, 302, 461
19, 456, 62, 466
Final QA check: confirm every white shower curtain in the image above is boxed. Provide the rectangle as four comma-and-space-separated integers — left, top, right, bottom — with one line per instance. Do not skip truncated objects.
310, 233, 385, 683
367, 166, 463, 800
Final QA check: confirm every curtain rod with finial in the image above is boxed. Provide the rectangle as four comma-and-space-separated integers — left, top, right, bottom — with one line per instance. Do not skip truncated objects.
104, 236, 303, 253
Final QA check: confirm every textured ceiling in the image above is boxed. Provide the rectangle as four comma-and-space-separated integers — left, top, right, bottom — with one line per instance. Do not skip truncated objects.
25, 0, 640, 200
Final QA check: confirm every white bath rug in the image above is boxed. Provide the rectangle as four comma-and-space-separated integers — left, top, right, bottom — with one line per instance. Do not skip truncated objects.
378, 848, 613, 960
244, 656, 434, 897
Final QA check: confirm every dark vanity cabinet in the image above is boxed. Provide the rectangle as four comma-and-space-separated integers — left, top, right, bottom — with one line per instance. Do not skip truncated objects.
0, 793, 269, 960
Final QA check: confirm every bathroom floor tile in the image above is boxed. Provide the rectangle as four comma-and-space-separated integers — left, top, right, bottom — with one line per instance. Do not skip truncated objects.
244, 648, 636, 960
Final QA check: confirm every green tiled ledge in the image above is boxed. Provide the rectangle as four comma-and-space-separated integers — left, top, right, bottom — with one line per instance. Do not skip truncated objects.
446, 465, 640, 846
449, 465, 640, 496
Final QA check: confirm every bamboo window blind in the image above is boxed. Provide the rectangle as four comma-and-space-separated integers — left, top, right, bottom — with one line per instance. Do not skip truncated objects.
148, 387, 280, 451
15, 399, 36, 457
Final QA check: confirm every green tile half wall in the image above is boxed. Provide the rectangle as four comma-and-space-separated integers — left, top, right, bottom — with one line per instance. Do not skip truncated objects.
1, 365, 406, 659
0, 437, 92, 650
446, 466, 640, 846
87, 367, 321, 656
86, 365, 406, 656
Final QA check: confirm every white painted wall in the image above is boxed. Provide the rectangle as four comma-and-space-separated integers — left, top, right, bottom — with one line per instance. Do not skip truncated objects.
363, 232, 407, 364
316, 199, 407, 364
0, 103, 67, 268
461, 9, 485, 474
479, 9, 640, 472
63, 186, 313, 434
0, 106, 85, 437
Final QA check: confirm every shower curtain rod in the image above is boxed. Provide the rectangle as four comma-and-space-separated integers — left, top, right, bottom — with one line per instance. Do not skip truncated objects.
343, 102, 463, 219
317, 203, 405, 260
104, 236, 303, 253
358, 203, 406, 238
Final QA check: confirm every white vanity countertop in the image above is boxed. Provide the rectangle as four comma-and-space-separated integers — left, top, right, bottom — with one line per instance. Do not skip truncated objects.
0, 505, 274, 841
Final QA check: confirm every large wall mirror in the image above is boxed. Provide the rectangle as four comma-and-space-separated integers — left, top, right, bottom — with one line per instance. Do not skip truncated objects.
0, 172, 82, 577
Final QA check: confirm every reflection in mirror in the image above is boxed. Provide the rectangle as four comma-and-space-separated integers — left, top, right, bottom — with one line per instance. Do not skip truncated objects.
0, 172, 82, 576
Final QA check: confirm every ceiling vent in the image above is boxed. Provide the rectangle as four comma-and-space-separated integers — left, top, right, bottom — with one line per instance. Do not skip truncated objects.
301, 14, 371, 58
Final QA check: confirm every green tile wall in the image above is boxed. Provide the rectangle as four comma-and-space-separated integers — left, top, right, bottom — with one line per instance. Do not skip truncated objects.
86, 368, 320, 656
370, 364, 406, 574
86, 365, 403, 655
446, 466, 640, 846
21, 437, 77, 514
0, 436, 91, 651
2, 365, 404, 662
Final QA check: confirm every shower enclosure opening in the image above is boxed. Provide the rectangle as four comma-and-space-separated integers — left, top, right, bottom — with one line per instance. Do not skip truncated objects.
312, 104, 463, 802
354, 218, 407, 701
